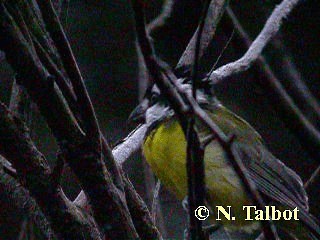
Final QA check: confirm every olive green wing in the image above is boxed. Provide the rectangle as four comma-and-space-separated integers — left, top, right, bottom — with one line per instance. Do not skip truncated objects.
236, 143, 320, 238
206, 103, 308, 209
237, 143, 308, 210
205, 104, 320, 237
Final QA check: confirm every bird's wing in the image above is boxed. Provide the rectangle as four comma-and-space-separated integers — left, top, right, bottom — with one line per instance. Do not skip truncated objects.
205, 104, 308, 209
236, 143, 308, 211
236, 143, 320, 238
202, 104, 320, 237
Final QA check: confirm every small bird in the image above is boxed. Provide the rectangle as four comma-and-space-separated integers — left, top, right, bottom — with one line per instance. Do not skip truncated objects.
129, 77, 320, 239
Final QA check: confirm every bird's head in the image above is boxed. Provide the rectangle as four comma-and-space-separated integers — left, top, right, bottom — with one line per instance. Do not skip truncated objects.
128, 77, 217, 127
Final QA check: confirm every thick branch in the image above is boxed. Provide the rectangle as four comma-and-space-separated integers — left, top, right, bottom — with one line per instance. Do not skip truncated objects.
0, 101, 101, 240
74, 125, 148, 206
0, 157, 56, 240
3, 78, 55, 239
74, 124, 162, 239
9, 79, 33, 125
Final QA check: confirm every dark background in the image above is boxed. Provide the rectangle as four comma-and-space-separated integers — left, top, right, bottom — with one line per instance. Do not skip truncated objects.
0, 0, 319, 239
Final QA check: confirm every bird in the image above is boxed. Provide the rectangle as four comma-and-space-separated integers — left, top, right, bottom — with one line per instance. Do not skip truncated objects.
129, 77, 320, 240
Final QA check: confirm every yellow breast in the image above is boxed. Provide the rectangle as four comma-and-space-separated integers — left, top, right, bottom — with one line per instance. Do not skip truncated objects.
143, 117, 257, 229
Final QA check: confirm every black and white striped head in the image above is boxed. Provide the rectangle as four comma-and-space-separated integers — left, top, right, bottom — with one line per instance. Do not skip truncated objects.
128, 77, 217, 127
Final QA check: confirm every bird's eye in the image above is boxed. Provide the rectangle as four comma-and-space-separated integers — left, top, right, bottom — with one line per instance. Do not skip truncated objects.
150, 92, 159, 105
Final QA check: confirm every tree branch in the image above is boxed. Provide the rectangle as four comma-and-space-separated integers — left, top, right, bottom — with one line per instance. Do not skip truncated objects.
249, 4, 320, 128
0, 2, 84, 143
186, 1, 213, 238
0, 157, 56, 240
73, 122, 162, 239
146, 0, 203, 66
2, 75, 55, 239
74, 124, 147, 204
210, 0, 301, 83
9, 78, 33, 125
37, 0, 100, 141
0, 101, 102, 240
123, 175, 162, 240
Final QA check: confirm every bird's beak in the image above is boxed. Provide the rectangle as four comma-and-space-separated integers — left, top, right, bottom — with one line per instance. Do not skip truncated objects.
128, 98, 149, 124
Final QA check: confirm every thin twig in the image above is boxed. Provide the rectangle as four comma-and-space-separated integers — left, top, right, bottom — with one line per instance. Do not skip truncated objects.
270, 36, 320, 129
122, 175, 163, 239
137, 27, 168, 236
210, 0, 301, 83
207, 29, 234, 74
31, 33, 78, 111
151, 180, 161, 223
304, 165, 320, 190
